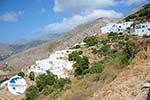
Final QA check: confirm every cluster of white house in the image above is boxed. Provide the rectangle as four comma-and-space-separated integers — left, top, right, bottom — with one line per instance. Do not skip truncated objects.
101, 22, 150, 36
27, 50, 75, 78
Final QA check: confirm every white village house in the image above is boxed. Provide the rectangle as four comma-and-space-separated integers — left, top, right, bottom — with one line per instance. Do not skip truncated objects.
101, 22, 133, 33
28, 50, 74, 78
132, 22, 150, 36
101, 22, 150, 36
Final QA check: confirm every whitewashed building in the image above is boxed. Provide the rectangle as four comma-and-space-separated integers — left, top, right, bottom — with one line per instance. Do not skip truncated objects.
101, 22, 133, 33
28, 50, 74, 78
132, 22, 150, 36
101, 23, 118, 33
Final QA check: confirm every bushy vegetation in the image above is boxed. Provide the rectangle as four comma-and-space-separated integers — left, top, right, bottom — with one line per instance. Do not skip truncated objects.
113, 51, 131, 68
90, 32, 137, 72
25, 85, 39, 100
98, 45, 110, 55
89, 61, 105, 74
24, 71, 71, 100
71, 45, 81, 49
68, 51, 83, 61
125, 3, 150, 21
68, 50, 89, 76
18, 71, 25, 77
107, 32, 118, 38
29, 71, 35, 81
83, 36, 98, 46
73, 56, 89, 76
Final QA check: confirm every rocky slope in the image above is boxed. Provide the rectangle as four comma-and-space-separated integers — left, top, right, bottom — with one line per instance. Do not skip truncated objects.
92, 47, 150, 100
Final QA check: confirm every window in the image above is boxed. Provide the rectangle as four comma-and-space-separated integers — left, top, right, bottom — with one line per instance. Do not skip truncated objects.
142, 25, 145, 28
136, 25, 141, 29
113, 25, 116, 27
142, 30, 144, 32
148, 28, 150, 31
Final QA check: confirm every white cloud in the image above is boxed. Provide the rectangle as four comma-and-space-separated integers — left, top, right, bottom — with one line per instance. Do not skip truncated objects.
53, 0, 116, 13
53, 0, 148, 13
120, 0, 148, 5
0, 11, 23, 22
41, 9, 123, 34
40, 0, 147, 34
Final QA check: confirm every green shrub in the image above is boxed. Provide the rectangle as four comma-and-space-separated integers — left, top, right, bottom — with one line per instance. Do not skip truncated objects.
113, 51, 130, 68
34, 70, 71, 96
18, 71, 25, 77
98, 45, 110, 54
124, 39, 136, 58
83, 36, 98, 46
25, 85, 39, 100
125, 15, 136, 21
42, 85, 55, 96
108, 32, 118, 37
74, 64, 89, 76
29, 71, 35, 81
68, 51, 82, 61
54, 78, 71, 89
89, 61, 105, 74
72, 45, 81, 49
36, 72, 56, 91
73, 56, 89, 76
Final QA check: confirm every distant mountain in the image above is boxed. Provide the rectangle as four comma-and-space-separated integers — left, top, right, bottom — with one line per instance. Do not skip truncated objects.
0, 33, 61, 61
0, 43, 13, 61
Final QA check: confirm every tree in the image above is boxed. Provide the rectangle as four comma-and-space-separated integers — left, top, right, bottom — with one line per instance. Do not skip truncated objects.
36, 71, 57, 91
68, 51, 82, 61
73, 56, 89, 76
83, 36, 98, 46
18, 71, 25, 77
25, 85, 38, 100
29, 71, 35, 81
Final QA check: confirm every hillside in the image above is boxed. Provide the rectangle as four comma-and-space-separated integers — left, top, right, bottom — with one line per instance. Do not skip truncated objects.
52, 33, 144, 100
125, 4, 150, 22
92, 44, 150, 100
15, 32, 149, 100
0, 18, 117, 75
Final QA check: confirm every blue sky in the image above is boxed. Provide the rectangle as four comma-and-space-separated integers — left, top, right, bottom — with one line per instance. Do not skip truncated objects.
0, 0, 149, 43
